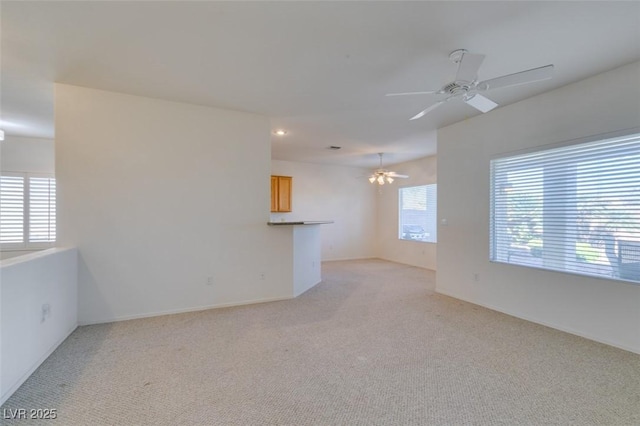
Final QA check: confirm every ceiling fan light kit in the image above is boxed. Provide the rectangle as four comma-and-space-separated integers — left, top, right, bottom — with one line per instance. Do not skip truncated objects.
369, 153, 408, 185
388, 49, 554, 120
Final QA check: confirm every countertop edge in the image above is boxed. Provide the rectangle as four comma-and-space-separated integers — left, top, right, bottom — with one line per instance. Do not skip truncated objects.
267, 221, 334, 226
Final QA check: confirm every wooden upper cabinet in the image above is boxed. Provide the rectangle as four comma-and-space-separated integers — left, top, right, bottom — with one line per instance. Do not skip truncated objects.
271, 175, 292, 212
271, 176, 279, 212
278, 176, 292, 212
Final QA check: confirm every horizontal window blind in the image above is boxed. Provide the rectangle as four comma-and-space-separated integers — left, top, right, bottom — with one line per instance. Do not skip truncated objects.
29, 177, 56, 243
0, 175, 25, 244
0, 173, 56, 249
490, 132, 640, 283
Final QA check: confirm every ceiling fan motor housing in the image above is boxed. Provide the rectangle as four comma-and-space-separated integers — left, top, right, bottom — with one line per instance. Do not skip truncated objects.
443, 81, 474, 97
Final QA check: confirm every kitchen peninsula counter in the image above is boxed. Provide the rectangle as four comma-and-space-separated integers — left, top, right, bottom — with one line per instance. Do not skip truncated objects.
267, 221, 332, 296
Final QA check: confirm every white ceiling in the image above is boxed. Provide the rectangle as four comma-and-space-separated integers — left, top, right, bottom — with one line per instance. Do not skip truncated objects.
2, 1, 639, 168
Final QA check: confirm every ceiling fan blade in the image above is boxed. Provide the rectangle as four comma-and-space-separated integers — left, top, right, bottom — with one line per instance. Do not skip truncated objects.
409, 100, 446, 120
387, 172, 409, 178
455, 52, 485, 83
478, 64, 554, 90
385, 90, 441, 97
464, 94, 498, 113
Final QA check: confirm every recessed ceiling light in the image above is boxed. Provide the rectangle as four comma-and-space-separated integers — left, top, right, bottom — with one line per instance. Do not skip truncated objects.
273, 129, 287, 136
0, 130, 4, 141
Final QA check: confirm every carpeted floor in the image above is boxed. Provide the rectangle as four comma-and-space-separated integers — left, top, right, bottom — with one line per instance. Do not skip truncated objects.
2, 259, 639, 425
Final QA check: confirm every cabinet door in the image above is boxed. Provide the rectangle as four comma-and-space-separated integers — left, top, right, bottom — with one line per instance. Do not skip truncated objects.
277, 176, 292, 212
270, 176, 279, 212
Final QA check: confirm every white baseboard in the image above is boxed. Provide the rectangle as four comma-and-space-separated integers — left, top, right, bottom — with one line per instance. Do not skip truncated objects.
371, 254, 437, 271
1, 324, 78, 406
323, 257, 436, 272
321, 256, 377, 262
78, 295, 294, 326
435, 287, 640, 355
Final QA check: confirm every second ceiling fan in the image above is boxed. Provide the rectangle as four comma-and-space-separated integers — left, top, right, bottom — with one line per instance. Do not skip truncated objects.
369, 153, 408, 185
387, 49, 554, 120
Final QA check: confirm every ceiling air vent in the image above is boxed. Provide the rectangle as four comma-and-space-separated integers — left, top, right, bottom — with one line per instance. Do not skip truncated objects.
328, 146, 341, 150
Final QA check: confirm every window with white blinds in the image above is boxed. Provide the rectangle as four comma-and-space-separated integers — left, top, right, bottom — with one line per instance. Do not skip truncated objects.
0, 175, 25, 244
399, 184, 437, 243
29, 177, 56, 243
0, 173, 56, 250
490, 131, 640, 284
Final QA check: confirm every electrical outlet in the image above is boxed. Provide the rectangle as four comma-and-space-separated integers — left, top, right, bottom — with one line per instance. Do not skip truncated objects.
260, 273, 265, 280
473, 273, 480, 282
206, 276, 213, 286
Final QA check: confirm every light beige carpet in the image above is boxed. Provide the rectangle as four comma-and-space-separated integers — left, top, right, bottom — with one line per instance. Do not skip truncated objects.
2, 259, 639, 425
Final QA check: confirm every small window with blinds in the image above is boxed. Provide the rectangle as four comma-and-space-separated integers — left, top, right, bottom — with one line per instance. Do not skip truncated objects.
0, 173, 56, 250
29, 177, 56, 244
490, 131, 640, 284
399, 184, 437, 243
0, 174, 25, 245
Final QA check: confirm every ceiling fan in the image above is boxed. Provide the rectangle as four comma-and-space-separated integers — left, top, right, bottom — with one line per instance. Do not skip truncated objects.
369, 153, 408, 185
387, 49, 554, 120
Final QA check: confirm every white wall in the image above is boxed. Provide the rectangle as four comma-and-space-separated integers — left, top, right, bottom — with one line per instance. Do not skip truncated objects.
270, 160, 376, 261
293, 225, 322, 296
376, 154, 437, 270
0, 135, 54, 174
0, 135, 55, 259
56, 84, 293, 325
0, 248, 78, 405
437, 61, 640, 353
